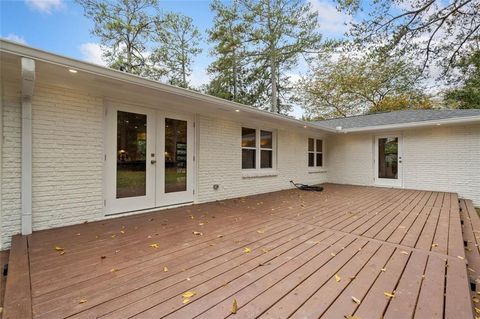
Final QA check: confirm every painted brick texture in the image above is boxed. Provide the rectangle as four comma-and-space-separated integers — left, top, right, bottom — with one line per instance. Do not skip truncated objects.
196, 116, 328, 203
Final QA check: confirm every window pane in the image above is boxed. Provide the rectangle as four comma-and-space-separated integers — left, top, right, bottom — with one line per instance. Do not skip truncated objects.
260, 130, 272, 149
316, 139, 323, 152
165, 118, 187, 193
316, 153, 323, 167
308, 138, 314, 152
242, 149, 256, 169
308, 153, 314, 167
116, 111, 147, 198
261, 150, 272, 168
241, 127, 256, 147
378, 137, 398, 179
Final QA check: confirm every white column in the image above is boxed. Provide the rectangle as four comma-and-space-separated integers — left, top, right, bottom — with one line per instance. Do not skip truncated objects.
21, 57, 34, 235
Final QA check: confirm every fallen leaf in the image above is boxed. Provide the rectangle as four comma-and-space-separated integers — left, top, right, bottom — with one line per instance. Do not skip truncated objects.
344, 315, 362, 319
198, 222, 205, 226
164, 266, 169, 272
101, 255, 106, 259
384, 292, 395, 298
351, 296, 361, 304
217, 234, 224, 238
431, 243, 438, 247
59, 251, 65, 255
331, 252, 336, 257
183, 298, 190, 304
110, 268, 118, 273
120, 230, 125, 234
193, 231, 203, 236
400, 251, 409, 255
231, 298, 238, 314
149, 243, 160, 249
257, 230, 265, 234
243, 247, 252, 253
79, 298, 87, 304
111, 234, 116, 238
54, 246, 64, 251
182, 291, 196, 298
261, 248, 269, 254
380, 268, 386, 272
473, 297, 480, 303
335, 274, 341, 282
458, 255, 465, 260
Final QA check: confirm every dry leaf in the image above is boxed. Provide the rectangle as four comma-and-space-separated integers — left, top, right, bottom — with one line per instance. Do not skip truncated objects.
193, 231, 203, 236
243, 247, 252, 253
458, 255, 465, 260
231, 298, 238, 314
79, 298, 87, 304
111, 234, 116, 238
380, 268, 386, 272
351, 296, 361, 304
54, 246, 64, 251
149, 243, 160, 249
261, 248, 269, 254
182, 291, 196, 298
331, 252, 336, 257
110, 268, 118, 273
344, 315, 361, 319
384, 292, 395, 298
120, 230, 125, 234
183, 298, 190, 304
400, 251, 409, 255
198, 222, 205, 226
431, 243, 438, 247
335, 274, 341, 282
164, 266, 169, 272
257, 230, 265, 234
59, 251, 65, 255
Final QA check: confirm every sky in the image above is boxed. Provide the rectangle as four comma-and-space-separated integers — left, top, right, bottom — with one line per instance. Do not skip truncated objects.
0, 0, 354, 118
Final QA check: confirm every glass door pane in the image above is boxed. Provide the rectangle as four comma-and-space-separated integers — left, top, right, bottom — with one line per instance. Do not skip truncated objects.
165, 118, 187, 193
116, 111, 147, 198
378, 137, 398, 179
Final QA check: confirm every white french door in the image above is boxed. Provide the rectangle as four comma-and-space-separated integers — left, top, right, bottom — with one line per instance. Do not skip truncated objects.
105, 105, 194, 215
374, 135, 403, 187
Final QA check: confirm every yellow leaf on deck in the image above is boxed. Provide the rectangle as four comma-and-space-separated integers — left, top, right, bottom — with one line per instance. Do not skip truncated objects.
431, 243, 438, 247
110, 268, 118, 273
384, 292, 395, 298
198, 222, 205, 226
331, 252, 336, 257
473, 297, 480, 303
164, 266, 169, 272
183, 298, 190, 304
149, 243, 160, 249
380, 268, 386, 272
193, 231, 203, 236
351, 296, 361, 304
261, 248, 269, 254
400, 251, 409, 255
231, 298, 238, 314
335, 274, 341, 282
54, 246, 64, 251
458, 255, 465, 260
243, 247, 252, 253
257, 230, 265, 234
79, 298, 87, 304
182, 291, 196, 299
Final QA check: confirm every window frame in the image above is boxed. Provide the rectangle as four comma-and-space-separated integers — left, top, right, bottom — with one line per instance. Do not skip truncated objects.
308, 137, 324, 168
241, 127, 276, 170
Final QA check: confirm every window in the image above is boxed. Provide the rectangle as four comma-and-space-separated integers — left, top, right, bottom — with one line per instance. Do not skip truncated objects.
242, 127, 274, 169
308, 138, 323, 167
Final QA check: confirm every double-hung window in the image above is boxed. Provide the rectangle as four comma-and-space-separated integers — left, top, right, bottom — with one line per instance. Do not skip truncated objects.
242, 127, 274, 169
308, 138, 323, 167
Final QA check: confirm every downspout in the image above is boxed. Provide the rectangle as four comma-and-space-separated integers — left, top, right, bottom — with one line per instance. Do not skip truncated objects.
21, 57, 34, 235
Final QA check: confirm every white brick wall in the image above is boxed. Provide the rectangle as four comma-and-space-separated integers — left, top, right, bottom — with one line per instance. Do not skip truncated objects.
1, 81, 22, 250
31, 83, 105, 231
196, 116, 328, 203
326, 124, 480, 206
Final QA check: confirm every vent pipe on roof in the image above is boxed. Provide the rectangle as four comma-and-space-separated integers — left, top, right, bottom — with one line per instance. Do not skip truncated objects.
21, 57, 34, 235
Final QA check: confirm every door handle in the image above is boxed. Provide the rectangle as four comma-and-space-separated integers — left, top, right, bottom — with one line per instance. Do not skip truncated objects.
151, 160, 157, 164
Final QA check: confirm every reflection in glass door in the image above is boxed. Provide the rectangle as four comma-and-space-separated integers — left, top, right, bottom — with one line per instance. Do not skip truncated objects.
116, 111, 147, 198
164, 118, 187, 193
375, 135, 402, 187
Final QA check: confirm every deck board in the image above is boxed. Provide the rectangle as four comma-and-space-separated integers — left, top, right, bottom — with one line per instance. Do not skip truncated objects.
3, 184, 475, 318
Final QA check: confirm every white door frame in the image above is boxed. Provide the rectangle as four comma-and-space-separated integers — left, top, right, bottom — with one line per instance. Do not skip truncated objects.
104, 104, 195, 215
105, 104, 157, 214
155, 111, 195, 207
374, 134, 403, 187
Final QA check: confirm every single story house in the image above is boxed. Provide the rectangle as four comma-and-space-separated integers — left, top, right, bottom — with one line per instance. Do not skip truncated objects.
1, 39, 479, 250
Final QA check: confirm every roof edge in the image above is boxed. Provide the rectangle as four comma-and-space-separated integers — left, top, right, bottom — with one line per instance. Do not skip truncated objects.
0, 39, 336, 133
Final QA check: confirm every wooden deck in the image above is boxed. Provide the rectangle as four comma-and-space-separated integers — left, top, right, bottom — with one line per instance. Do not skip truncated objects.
3, 184, 476, 318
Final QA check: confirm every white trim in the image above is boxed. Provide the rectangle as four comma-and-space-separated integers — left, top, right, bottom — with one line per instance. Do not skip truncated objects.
336, 116, 480, 133
241, 126, 277, 171
0, 40, 336, 133
307, 137, 325, 169
374, 134, 403, 188
21, 57, 35, 235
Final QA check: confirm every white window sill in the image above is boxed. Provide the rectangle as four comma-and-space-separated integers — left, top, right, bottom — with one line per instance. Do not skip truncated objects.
242, 170, 279, 178
308, 168, 327, 174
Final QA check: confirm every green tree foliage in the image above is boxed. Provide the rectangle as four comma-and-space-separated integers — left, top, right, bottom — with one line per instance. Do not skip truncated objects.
207, 0, 321, 114
151, 13, 202, 88
298, 51, 433, 119
444, 51, 480, 109
335, 0, 480, 75
77, 0, 160, 76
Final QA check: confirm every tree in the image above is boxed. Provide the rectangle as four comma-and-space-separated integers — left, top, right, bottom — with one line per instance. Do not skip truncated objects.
298, 52, 433, 119
335, 0, 480, 75
243, 0, 322, 114
206, 0, 255, 104
151, 13, 202, 88
77, 0, 159, 77
444, 50, 480, 109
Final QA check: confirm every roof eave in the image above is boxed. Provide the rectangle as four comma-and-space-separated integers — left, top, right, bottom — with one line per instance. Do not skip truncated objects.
0, 39, 336, 133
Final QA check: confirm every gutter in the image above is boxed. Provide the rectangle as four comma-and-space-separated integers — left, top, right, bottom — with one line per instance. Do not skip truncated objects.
316, 115, 480, 134
21, 57, 34, 235
0, 40, 336, 133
